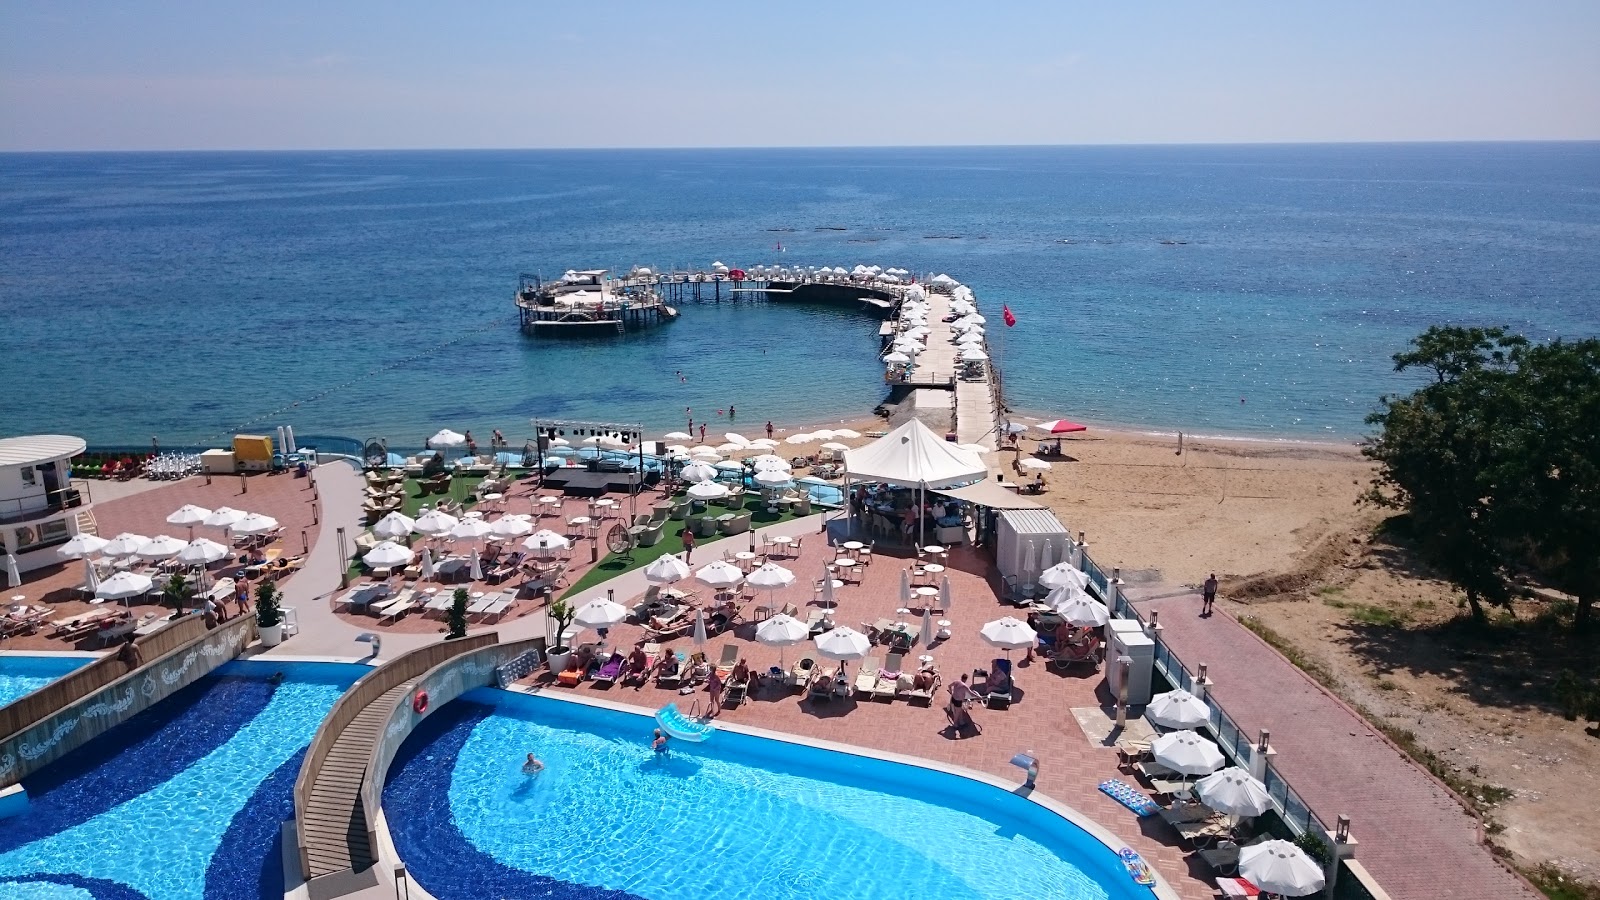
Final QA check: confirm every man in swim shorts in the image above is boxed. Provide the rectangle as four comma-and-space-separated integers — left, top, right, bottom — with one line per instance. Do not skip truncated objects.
652, 728, 669, 753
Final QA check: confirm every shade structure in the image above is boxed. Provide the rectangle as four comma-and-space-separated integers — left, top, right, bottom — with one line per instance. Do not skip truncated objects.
574, 597, 629, 630
920, 608, 935, 647
714, 460, 745, 472
751, 454, 791, 471
1239, 840, 1326, 896
813, 626, 871, 662
82, 557, 100, 594
450, 518, 494, 540
100, 533, 150, 557
686, 482, 729, 500
643, 553, 691, 584
429, 429, 466, 448
692, 609, 708, 647
1147, 688, 1212, 730
748, 439, 779, 449
980, 617, 1038, 651
1036, 419, 1088, 434
202, 507, 246, 529
688, 444, 720, 457
373, 511, 416, 540
680, 462, 719, 482
420, 547, 434, 580
832, 429, 861, 440
756, 613, 810, 665
1018, 457, 1050, 471
166, 504, 212, 527
468, 548, 483, 581
523, 531, 571, 557
1151, 729, 1225, 776
784, 433, 817, 444
843, 419, 985, 490
664, 431, 692, 441
955, 443, 989, 455
137, 535, 186, 562
715, 443, 745, 455
724, 432, 750, 446
900, 569, 912, 605
695, 559, 744, 590
1050, 587, 1110, 626
95, 571, 152, 602
819, 569, 837, 608
960, 348, 990, 362
1195, 767, 1274, 817
56, 533, 109, 559
488, 516, 533, 538
940, 574, 954, 614
4, 554, 18, 589
746, 562, 795, 592
177, 537, 229, 566
753, 470, 792, 488
363, 541, 415, 569
231, 513, 279, 536
1040, 563, 1090, 591
413, 510, 459, 537
809, 430, 836, 440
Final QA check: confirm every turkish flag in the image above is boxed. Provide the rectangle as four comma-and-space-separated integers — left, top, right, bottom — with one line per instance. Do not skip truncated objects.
1002, 304, 1017, 327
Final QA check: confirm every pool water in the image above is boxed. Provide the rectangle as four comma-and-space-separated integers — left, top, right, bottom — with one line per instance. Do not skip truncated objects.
384, 690, 1147, 900
0, 657, 93, 709
0, 661, 365, 900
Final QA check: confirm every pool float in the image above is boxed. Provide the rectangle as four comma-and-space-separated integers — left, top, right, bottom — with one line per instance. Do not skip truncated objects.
1118, 847, 1155, 887
1099, 778, 1160, 816
654, 703, 713, 742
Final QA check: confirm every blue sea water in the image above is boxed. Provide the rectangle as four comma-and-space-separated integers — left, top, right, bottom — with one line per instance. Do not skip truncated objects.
2, 144, 1596, 445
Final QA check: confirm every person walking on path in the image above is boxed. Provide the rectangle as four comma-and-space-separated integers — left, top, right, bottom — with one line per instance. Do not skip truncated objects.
681, 529, 696, 563
1202, 573, 1218, 616
706, 666, 724, 716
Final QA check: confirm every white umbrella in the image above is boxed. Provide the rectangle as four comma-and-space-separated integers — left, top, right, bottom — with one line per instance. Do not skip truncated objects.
57, 533, 109, 559
1040, 562, 1090, 591
1239, 841, 1326, 897
166, 504, 212, 529
363, 541, 415, 569
809, 429, 837, 440
82, 557, 101, 595
900, 569, 912, 606
137, 535, 187, 561
882, 352, 911, 364
450, 518, 494, 541
960, 348, 990, 362
686, 481, 729, 500
1051, 587, 1110, 626
688, 444, 720, 457
746, 562, 795, 593
574, 597, 629, 630
756, 613, 809, 669
1021, 540, 1038, 585
1147, 689, 1212, 730
664, 431, 692, 441
4, 553, 18, 589
1019, 457, 1050, 471
413, 509, 458, 538
753, 470, 791, 488
488, 516, 533, 538
429, 429, 466, 448
95, 571, 152, 603
832, 429, 861, 439
523, 530, 571, 557
715, 442, 746, 455
724, 432, 750, 446
202, 506, 246, 530
751, 454, 790, 471
819, 567, 837, 608
814, 627, 871, 680
644, 553, 692, 584
680, 461, 719, 482
940, 574, 954, 614
695, 559, 744, 590
1151, 729, 1225, 776
980, 617, 1037, 653
748, 438, 779, 449
231, 513, 279, 536
100, 533, 150, 557
784, 433, 817, 444
420, 546, 435, 580
819, 442, 850, 452
176, 537, 228, 566
920, 608, 935, 647
714, 460, 745, 472
1038, 540, 1056, 573
373, 511, 416, 540
692, 609, 708, 648
469, 548, 483, 581
1196, 767, 1274, 818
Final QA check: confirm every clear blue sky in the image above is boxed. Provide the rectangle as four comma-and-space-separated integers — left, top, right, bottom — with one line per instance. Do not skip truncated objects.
3, 0, 1597, 150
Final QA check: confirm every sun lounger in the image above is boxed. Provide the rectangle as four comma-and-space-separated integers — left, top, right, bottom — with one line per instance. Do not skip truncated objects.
1159, 801, 1219, 826
373, 589, 418, 623
591, 652, 626, 686
654, 651, 687, 688
976, 658, 1013, 709
642, 609, 692, 642
805, 608, 833, 634
789, 657, 815, 691
873, 651, 907, 701
1197, 837, 1269, 875
902, 668, 941, 705
1116, 739, 1152, 767
807, 665, 839, 700
476, 594, 514, 623
853, 655, 883, 696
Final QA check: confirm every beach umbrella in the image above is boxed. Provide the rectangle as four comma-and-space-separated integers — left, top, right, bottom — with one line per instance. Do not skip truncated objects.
715, 442, 746, 455
429, 429, 466, 448
724, 432, 750, 446
1040, 562, 1090, 591
574, 597, 628, 631
756, 613, 809, 669
959, 313, 987, 325
692, 609, 708, 648
940, 574, 954, 614
232, 513, 279, 536
980, 617, 1037, 654
469, 548, 483, 581
523, 530, 570, 557
82, 558, 101, 595
814, 627, 871, 679
420, 547, 435, 580
664, 431, 692, 441
166, 504, 212, 537
4, 553, 18, 589
373, 511, 416, 540
1147, 689, 1212, 730
665, 445, 690, 457
1005, 422, 1030, 435
819, 569, 837, 608
1196, 767, 1274, 818
754, 470, 792, 488
1038, 540, 1056, 573
746, 562, 796, 594
920, 608, 935, 647
450, 518, 494, 541
644, 553, 691, 585
748, 438, 779, 449
1051, 588, 1110, 627
413, 509, 458, 538
1036, 419, 1088, 434
142, 534, 192, 561
488, 516, 533, 538
1151, 729, 1225, 776
686, 482, 729, 500
900, 569, 912, 605
177, 537, 228, 566
961, 348, 990, 362
809, 429, 836, 440
752, 455, 790, 471
57, 533, 109, 559
364, 541, 414, 569
1018, 457, 1050, 471
100, 533, 150, 558
1021, 541, 1038, 584
680, 462, 719, 482
688, 444, 720, 457
819, 442, 850, 452
714, 459, 745, 472
1239, 841, 1326, 897
696, 559, 744, 590
94, 570, 152, 604
832, 429, 860, 439
882, 352, 912, 364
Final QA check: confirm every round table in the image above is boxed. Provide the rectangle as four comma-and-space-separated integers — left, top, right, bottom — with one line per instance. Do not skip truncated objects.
769, 535, 794, 556
471, 591, 485, 601
734, 551, 758, 568
922, 545, 947, 557
937, 619, 952, 639
539, 497, 561, 516
568, 516, 591, 532
483, 493, 503, 508
833, 558, 857, 569
842, 540, 864, 552
595, 499, 616, 508
915, 586, 939, 598
918, 654, 934, 665
923, 563, 946, 575
463, 511, 483, 519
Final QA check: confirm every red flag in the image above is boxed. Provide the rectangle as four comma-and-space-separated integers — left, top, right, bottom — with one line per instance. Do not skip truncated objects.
1002, 304, 1017, 327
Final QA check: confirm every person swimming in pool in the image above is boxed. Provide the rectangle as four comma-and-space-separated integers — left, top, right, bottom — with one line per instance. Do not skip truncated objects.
652, 728, 669, 754
522, 752, 544, 775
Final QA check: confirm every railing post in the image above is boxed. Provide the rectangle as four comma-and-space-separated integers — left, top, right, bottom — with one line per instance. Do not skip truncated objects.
1073, 532, 1086, 568
1249, 728, 1276, 783
1324, 815, 1358, 898
1194, 662, 1211, 700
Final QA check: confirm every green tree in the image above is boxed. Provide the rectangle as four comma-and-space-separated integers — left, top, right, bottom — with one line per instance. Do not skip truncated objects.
546, 596, 576, 654
256, 581, 283, 629
447, 587, 469, 639
163, 573, 191, 615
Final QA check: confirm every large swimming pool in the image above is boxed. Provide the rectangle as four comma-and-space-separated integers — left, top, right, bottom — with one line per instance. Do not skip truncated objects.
0, 660, 366, 900
384, 690, 1151, 900
0, 656, 93, 709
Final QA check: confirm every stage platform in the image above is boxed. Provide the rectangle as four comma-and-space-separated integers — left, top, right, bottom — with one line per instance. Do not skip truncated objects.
542, 468, 643, 497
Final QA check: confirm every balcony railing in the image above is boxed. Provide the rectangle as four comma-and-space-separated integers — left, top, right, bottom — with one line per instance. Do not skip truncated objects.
0, 488, 83, 526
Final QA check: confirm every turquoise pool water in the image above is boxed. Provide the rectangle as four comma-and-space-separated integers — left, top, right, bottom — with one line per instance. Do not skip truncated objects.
0, 656, 92, 709
0, 660, 365, 900
385, 689, 1148, 900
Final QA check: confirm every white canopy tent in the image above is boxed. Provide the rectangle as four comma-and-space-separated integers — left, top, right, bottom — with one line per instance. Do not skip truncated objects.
842, 419, 987, 546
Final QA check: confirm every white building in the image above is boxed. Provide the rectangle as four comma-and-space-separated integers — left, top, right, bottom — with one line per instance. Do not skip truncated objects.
0, 435, 90, 575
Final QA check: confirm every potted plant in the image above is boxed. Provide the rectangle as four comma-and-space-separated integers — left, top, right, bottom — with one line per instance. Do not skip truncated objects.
446, 587, 469, 640
163, 573, 191, 619
256, 581, 285, 646
545, 596, 576, 673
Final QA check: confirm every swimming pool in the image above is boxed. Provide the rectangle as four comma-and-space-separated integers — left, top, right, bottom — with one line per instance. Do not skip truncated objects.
0, 656, 93, 709
384, 690, 1152, 900
0, 660, 366, 900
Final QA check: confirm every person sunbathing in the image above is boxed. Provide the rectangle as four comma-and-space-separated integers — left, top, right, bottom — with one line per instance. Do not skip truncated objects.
912, 668, 938, 691
571, 645, 598, 675
982, 667, 1011, 695
686, 652, 710, 683
653, 653, 682, 682
730, 658, 753, 689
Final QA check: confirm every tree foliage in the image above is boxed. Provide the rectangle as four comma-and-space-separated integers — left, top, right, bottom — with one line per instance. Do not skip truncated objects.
1365, 326, 1599, 631
447, 587, 469, 639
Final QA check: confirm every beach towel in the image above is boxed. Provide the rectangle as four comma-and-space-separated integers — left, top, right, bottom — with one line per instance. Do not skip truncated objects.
1099, 779, 1160, 816
595, 653, 625, 681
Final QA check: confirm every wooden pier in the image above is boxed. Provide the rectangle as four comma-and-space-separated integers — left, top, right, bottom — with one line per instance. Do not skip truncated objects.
516, 270, 676, 336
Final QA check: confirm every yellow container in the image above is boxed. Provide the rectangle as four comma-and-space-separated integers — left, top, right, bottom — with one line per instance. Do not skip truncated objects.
232, 434, 274, 462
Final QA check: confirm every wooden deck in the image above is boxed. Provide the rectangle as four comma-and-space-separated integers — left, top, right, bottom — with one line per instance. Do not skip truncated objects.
301, 680, 414, 878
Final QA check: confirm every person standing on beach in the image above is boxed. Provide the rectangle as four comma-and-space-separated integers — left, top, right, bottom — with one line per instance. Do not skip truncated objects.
1202, 574, 1218, 615
728, 405, 736, 420
699, 423, 707, 443
765, 421, 774, 440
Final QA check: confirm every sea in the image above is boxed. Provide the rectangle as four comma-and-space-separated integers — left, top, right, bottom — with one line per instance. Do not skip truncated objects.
2, 143, 1597, 448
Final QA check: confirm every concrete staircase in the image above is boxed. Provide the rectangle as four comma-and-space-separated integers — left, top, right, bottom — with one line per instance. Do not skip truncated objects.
74, 510, 98, 536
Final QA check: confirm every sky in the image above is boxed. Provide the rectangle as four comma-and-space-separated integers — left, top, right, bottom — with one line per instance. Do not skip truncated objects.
2, 0, 1598, 151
